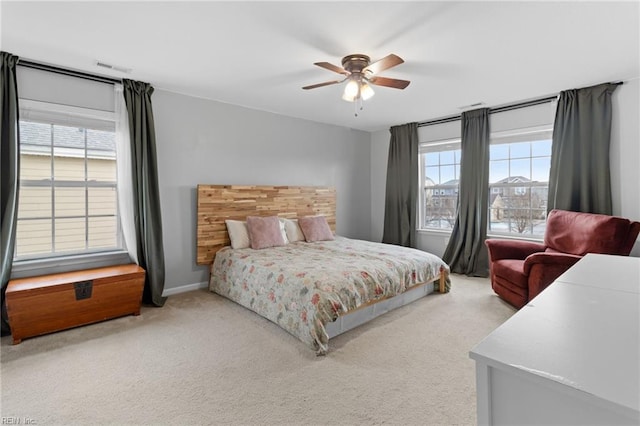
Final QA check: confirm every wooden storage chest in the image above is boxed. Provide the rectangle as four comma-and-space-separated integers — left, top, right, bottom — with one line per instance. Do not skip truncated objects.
6, 264, 145, 344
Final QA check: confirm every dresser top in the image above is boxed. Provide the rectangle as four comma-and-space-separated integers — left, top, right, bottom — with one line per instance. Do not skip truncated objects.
470, 254, 640, 414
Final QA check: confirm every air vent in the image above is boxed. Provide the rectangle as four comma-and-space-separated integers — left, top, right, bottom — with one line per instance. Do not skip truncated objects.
96, 61, 132, 74
457, 102, 485, 110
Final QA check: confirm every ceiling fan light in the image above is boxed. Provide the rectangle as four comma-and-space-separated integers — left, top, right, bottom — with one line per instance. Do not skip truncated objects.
360, 82, 375, 100
342, 92, 356, 102
343, 79, 360, 100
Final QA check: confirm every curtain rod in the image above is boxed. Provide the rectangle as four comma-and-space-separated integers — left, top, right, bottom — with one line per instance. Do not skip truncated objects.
17, 59, 121, 85
418, 81, 624, 128
418, 95, 558, 128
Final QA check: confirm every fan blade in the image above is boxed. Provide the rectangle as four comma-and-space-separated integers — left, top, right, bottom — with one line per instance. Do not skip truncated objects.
364, 54, 404, 75
368, 76, 411, 89
302, 80, 342, 90
314, 62, 348, 75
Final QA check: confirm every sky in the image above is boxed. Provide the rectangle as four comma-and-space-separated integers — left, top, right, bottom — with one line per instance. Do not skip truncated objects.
424, 139, 552, 184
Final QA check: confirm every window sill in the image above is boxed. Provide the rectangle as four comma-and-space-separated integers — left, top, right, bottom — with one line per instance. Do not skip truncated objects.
418, 228, 544, 243
10, 250, 133, 280
417, 228, 453, 236
486, 232, 543, 243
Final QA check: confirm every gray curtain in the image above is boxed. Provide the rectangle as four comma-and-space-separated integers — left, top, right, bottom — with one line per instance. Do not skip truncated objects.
442, 108, 490, 277
122, 79, 166, 307
1, 51, 20, 335
382, 122, 418, 247
547, 83, 619, 215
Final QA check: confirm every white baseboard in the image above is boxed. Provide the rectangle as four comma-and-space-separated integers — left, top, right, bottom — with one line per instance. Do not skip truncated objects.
162, 281, 209, 297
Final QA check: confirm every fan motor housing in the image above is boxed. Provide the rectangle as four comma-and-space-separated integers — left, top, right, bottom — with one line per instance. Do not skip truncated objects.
342, 54, 370, 74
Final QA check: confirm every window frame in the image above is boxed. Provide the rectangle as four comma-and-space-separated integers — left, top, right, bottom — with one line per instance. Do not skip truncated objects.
11, 99, 129, 277
417, 126, 553, 239
487, 125, 553, 239
418, 137, 462, 232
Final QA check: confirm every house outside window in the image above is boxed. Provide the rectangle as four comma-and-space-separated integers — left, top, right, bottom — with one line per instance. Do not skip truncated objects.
419, 139, 461, 230
15, 100, 122, 260
488, 126, 553, 237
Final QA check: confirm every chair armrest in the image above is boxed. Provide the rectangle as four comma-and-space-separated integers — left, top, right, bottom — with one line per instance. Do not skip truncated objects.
485, 239, 546, 261
524, 252, 584, 300
523, 252, 582, 276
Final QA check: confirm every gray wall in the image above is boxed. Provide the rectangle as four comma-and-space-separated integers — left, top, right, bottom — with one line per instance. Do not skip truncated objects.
18, 66, 115, 112
152, 90, 372, 292
370, 79, 640, 257
370, 129, 389, 243
610, 78, 640, 255
14, 66, 372, 289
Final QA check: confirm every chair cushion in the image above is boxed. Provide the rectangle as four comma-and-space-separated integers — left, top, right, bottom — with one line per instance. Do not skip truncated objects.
492, 259, 528, 290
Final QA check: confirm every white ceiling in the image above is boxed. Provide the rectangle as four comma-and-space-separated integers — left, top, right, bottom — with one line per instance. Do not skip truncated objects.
1, 1, 638, 132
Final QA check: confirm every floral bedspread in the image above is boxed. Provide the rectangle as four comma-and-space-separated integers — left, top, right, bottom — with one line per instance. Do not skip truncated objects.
209, 236, 451, 354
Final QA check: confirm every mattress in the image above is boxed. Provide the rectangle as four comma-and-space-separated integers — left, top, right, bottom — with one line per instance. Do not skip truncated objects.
209, 236, 451, 354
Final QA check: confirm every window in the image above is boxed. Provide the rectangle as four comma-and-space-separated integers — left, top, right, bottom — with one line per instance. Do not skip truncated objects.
419, 139, 461, 230
488, 127, 553, 237
417, 100, 555, 240
15, 100, 122, 260
418, 127, 552, 236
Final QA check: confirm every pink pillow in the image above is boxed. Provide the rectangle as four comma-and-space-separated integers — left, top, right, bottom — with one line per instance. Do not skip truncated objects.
246, 216, 285, 249
298, 216, 334, 242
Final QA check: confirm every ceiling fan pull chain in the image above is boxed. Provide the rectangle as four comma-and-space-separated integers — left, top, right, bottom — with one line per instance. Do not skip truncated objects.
354, 95, 366, 117
355, 83, 365, 116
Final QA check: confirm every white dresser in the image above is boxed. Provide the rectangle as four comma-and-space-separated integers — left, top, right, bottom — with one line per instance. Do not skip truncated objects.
470, 254, 640, 425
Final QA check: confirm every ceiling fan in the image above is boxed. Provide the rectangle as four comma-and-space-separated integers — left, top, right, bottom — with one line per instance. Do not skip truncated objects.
302, 54, 410, 113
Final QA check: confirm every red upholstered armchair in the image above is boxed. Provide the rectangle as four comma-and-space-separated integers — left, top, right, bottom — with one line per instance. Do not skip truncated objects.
486, 209, 640, 309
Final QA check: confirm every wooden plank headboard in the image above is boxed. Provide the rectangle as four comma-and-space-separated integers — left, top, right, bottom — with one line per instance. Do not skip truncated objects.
196, 185, 336, 265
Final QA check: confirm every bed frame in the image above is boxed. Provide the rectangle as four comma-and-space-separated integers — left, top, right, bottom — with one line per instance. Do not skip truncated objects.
196, 184, 447, 344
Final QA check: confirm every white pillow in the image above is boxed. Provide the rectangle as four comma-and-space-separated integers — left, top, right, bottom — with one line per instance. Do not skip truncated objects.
225, 220, 250, 249
226, 218, 289, 249
283, 218, 305, 242
278, 219, 290, 244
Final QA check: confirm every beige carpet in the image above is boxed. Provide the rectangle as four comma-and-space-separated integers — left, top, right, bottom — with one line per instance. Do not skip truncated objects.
1, 274, 515, 425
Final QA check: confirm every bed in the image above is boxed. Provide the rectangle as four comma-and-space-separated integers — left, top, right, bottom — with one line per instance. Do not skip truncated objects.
197, 185, 451, 354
